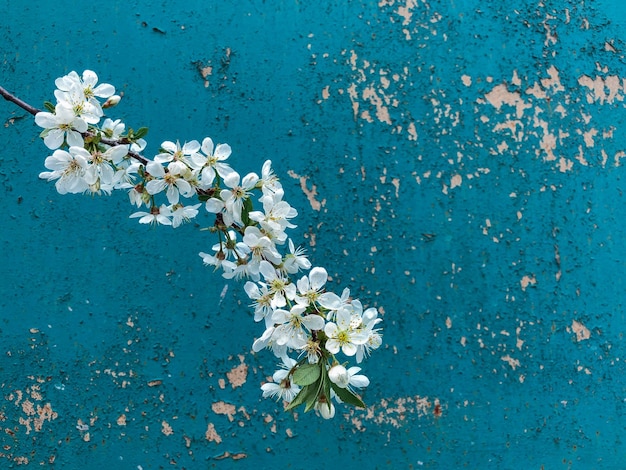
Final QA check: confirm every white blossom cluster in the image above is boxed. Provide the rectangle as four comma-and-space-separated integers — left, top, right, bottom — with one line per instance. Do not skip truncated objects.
33, 70, 383, 418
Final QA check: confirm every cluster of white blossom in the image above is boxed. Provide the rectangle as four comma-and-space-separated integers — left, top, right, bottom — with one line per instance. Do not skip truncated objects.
31, 70, 383, 418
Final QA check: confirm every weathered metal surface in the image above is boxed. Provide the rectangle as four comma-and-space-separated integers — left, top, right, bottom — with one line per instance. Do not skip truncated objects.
2, 0, 626, 467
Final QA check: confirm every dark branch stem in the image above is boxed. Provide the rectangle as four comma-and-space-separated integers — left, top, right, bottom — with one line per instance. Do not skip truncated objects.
0, 85, 41, 115
1, 84, 149, 166
98, 135, 149, 166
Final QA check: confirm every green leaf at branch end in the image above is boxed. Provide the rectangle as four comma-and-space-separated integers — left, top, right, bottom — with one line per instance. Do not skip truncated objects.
134, 127, 149, 139
126, 127, 149, 143
285, 382, 316, 411
43, 101, 55, 113
292, 363, 321, 386
330, 382, 366, 409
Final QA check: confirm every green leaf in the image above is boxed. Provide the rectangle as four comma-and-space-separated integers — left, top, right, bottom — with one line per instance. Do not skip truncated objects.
134, 127, 149, 139
304, 376, 323, 412
43, 101, 55, 113
285, 383, 315, 411
330, 383, 366, 409
322, 364, 332, 409
292, 363, 321, 386
241, 196, 254, 226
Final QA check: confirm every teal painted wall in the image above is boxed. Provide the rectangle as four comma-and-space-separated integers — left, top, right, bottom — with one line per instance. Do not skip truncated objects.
2, 0, 626, 468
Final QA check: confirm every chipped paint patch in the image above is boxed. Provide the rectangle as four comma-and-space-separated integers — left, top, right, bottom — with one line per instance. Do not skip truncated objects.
226, 354, 248, 388
211, 401, 237, 422
6, 381, 58, 436
214, 451, 247, 460
352, 395, 441, 430
520, 275, 536, 291
501, 355, 521, 371
288, 170, 325, 210
479, 65, 626, 172
570, 320, 591, 341
450, 174, 462, 189
205, 423, 222, 443
161, 420, 174, 436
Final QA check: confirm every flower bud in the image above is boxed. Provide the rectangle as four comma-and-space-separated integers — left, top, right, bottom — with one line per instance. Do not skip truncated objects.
328, 364, 350, 388
102, 95, 121, 109
315, 399, 335, 419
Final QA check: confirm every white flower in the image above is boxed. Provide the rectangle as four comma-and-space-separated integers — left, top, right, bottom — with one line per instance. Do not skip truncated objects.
191, 137, 235, 187
205, 231, 249, 270
221, 256, 260, 281
130, 139, 147, 153
83, 145, 129, 193
259, 260, 296, 308
101, 118, 125, 140
155, 140, 200, 171
272, 304, 325, 349
145, 160, 195, 205
281, 239, 312, 274
54, 82, 101, 124
199, 250, 235, 272
243, 226, 282, 264
317, 287, 352, 319
345, 366, 370, 389
170, 203, 201, 228
317, 291, 343, 312
249, 188, 297, 243
216, 171, 259, 226
258, 160, 281, 192
114, 162, 145, 205
244, 281, 274, 327
330, 366, 370, 404
324, 306, 368, 357
55, 70, 114, 119
295, 266, 328, 306
299, 338, 322, 364
129, 205, 172, 225
39, 148, 89, 194
328, 364, 350, 388
260, 356, 300, 403
328, 366, 370, 403
252, 326, 288, 358
35, 104, 87, 149
355, 307, 383, 363
56, 70, 115, 100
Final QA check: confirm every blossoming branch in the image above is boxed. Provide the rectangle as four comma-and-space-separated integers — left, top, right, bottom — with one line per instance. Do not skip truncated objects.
0, 70, 383, 419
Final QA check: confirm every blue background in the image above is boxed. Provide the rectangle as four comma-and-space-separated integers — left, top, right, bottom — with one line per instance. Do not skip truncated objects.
2, 0, 626, 468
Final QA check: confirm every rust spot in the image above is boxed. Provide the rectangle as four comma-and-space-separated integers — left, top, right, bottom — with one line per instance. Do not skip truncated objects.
433, 401, 442, 418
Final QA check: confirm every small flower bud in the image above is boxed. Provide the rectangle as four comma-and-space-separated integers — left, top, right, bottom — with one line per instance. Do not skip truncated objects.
328, 364, 350, 388
315, 398, 335, 419
102, 95, 121, 109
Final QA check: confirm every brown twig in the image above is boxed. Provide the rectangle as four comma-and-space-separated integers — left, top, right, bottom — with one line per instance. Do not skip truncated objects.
0, 84, 149, 166
98, 135, 149, 166
0, 85, 41, 115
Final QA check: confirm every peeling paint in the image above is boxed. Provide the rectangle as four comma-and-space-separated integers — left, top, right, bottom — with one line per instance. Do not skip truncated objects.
4, 0, 626, 467
571, 320, 591, 342
287, 170, 325, 211
226, 354, 248, 388
205, 423, 222, 444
